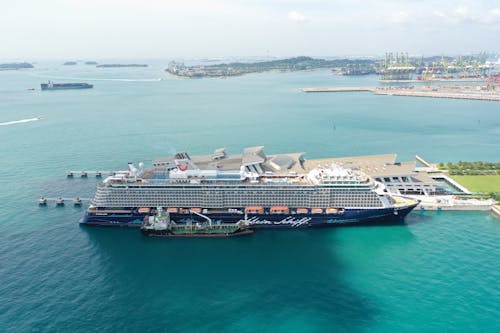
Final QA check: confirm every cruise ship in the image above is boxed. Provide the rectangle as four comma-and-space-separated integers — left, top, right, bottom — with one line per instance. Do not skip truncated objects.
80, 147, 418, 228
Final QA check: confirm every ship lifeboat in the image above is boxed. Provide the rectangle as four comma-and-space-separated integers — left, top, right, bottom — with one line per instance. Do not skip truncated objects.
311, 208, 323, 214
166, 207, 179, 213
138, 207, 151, 214
270, 206, 290, 214
296, 208, 309, 214
245, 206, 264, 214
326, 208, 339, 214
190, 208, 202, 213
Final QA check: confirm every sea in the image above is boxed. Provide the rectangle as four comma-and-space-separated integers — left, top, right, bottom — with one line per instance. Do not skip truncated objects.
0, 60, 499, 332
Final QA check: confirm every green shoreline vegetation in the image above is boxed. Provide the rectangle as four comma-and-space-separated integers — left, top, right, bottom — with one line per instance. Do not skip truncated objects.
438, 161, 500, 175
166, 56, 377, 78
439, 161, 500, 201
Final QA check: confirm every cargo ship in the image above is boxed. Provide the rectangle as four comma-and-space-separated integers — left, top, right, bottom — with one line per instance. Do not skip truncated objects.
80, 147, 418, 228
41, 81, 93, 90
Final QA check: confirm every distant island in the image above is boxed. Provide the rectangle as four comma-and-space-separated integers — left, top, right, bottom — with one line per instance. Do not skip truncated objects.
63, 61, 77, 65
96, 64, 148, 68
0, 62, 34, 70
85, 61, 98, 65
166, 53, 497, 80
166, 56, 377, 78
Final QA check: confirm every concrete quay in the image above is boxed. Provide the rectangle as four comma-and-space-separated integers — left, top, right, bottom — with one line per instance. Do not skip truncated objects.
492, 205, 500, 219
300, 87, 374, 93
374, 85, 500, 101
405, 195, 495, 212
301, 84, 500, 101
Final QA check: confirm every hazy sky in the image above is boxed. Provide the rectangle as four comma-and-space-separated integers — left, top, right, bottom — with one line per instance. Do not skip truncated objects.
2, 0, 500, 60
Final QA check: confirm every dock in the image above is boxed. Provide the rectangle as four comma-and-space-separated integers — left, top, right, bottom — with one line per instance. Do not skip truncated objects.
38, 197, 91, 206
300, 87, 374, 93
301, 84, 500, 101
67, 170, 116, 178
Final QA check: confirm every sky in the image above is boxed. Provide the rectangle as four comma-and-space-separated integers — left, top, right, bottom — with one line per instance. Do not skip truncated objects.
1, 0, 500, 60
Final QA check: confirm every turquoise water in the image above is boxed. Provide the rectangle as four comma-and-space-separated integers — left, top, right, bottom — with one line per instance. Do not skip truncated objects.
0, 62, 499, 332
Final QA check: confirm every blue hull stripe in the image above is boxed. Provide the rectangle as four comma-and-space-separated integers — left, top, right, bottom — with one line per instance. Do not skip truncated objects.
80, 205, 417, 228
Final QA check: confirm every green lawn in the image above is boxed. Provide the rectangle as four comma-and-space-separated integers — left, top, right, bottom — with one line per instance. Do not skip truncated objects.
451, 175, 500, 193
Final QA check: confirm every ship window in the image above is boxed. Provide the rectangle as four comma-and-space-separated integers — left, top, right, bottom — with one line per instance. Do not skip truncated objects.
383, 177, 391, 182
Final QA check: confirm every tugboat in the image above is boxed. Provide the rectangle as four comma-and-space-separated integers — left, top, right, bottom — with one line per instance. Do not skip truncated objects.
141, 208, 253, 238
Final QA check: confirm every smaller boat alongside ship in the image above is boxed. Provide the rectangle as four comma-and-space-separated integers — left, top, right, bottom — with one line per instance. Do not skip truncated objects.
41, 81, 93, 91
141, 208, 253, 238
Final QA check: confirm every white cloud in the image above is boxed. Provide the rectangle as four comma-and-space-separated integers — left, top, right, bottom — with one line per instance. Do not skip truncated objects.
288, 10, 307, 23
391, 11, 410, 24
455, 5, 469, 18
432, 10, 446, 18
430, 5, 500, 25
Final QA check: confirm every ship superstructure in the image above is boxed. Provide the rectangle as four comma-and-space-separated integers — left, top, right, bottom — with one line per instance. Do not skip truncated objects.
81, 147, 417, 228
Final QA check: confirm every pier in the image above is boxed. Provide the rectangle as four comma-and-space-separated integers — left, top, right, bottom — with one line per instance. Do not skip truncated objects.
38, 197, 91, 206
67, 170, 116, 178
300, 87, 374, 93
301, 84, 500, 101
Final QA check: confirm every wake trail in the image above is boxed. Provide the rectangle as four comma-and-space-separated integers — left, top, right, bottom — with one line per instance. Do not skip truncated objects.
29, 73, 162, 82
0, 117, 41, 126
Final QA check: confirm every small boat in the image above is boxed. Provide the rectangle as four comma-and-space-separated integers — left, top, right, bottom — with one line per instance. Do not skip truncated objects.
38, 197, 47, 205
74, 197, 82, 206
55, 197, 64, 206
141, 208, 253, 238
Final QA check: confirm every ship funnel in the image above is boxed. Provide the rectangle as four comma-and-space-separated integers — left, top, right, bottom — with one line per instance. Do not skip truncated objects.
174, 152, 198, 172
128, 163, 138, 177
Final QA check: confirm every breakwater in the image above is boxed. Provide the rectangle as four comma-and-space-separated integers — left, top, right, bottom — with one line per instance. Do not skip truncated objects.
301, 84, 500, 101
